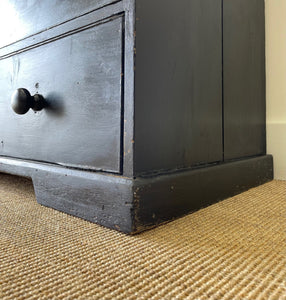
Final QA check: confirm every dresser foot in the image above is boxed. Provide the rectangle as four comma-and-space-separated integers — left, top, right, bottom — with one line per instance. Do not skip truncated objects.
0, 155, 273, 234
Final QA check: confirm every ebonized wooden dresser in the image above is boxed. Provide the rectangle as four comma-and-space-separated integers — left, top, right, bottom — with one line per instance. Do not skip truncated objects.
0, 0, 273, 233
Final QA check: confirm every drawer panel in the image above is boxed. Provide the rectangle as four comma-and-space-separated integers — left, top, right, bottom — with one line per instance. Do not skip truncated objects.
0, 0, 119, 48
0, 16, 124, 173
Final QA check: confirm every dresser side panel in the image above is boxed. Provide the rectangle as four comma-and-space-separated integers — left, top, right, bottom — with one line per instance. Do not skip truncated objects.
223, 0, 266, 160
134, 0, 223, 175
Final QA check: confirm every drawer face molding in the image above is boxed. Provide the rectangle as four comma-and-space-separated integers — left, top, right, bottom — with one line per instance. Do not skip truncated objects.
0, 0, 120, 48
0, 15, 124, 173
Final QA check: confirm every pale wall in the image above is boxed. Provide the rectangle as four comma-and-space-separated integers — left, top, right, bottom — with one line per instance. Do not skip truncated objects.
265, 0, 286, 180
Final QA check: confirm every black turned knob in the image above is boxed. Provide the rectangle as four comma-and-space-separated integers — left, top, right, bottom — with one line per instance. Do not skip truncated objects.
11, 88, 45, 115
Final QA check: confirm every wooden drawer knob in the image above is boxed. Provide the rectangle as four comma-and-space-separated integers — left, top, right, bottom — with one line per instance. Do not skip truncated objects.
11, 88, 45, 115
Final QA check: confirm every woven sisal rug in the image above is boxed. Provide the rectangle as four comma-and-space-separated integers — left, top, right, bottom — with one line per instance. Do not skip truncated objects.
0, 173, 285, 299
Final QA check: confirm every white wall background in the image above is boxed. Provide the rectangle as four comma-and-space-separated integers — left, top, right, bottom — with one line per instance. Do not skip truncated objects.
265, 0, 286, 180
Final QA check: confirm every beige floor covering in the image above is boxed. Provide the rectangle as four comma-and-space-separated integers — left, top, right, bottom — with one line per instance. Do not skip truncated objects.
0, 173, 285, 300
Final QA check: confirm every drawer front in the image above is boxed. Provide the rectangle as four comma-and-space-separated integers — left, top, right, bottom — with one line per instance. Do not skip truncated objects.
0, 0, 119, 48
0, 15, 124, 173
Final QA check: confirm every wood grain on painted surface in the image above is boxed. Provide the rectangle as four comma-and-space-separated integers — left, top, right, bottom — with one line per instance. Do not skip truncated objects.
224, 0, 266, 159
134, 0, 223, 175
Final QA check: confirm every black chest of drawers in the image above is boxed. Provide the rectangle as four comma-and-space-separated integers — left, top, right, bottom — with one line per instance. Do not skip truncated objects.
0, 0, 273, 233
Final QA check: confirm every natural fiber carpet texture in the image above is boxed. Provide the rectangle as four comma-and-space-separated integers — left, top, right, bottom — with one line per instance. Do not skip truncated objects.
0, 174, 285, 300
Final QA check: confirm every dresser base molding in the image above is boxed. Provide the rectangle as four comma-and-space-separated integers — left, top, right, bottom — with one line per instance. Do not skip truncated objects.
0, 155, 273, 234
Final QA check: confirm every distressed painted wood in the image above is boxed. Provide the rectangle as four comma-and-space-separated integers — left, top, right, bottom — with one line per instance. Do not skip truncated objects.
0, 14, 123, 173
0, 155, 273, 233
0, 0, 273, 234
